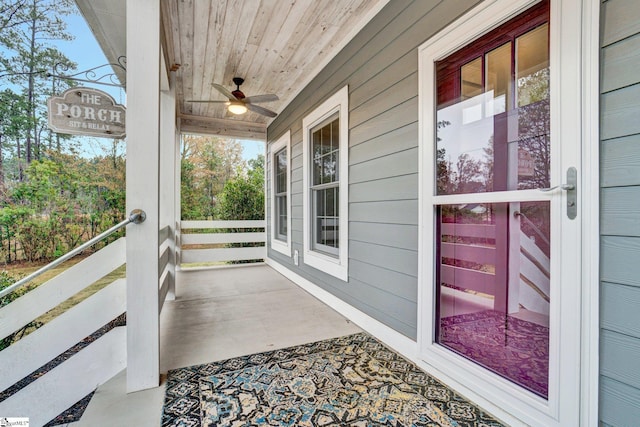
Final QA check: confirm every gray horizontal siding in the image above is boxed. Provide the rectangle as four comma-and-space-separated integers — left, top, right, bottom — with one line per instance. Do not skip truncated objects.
350, 147, 418, 183
266, 0, 480, 340
601, 282, 640, 339
601, 236, 640, 288
350, 200, 419, 225
600, 0, 640, 423
600, 377, 640, 427
350, 51, 417, 109
601, 83, 640, 140
601, 329, 640, 390
349, 240, 418, 277
350, 73, 418, 128
350, 98, 417, 147
601, 134, 640, 187
349, 222, 418, 251
601, 187, 640, 236
349, 174, 418, 203
349, 259, 417, 300
601, 33, 640, 93
601, 0, 640, 47
350, 122, 418, 164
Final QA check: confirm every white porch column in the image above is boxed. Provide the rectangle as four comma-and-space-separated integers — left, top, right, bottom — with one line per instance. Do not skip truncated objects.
126, 0, 161, 392
174, 113, 182, 273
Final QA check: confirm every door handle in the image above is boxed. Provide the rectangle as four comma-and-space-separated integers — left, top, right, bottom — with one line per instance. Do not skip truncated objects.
538, 167, 577, 220
539, 184, 575, 192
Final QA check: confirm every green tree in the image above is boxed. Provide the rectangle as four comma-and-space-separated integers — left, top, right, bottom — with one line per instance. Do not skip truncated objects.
1, 151, 126, 262
180, 134, 245, 219
215, 155, 264, 263
0, 1, 31, 33
0, 0, 77, 167
0, 89, 29, 194
216, 154, 264, 221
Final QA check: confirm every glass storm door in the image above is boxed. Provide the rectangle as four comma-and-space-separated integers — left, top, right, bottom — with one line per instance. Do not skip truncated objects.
433, 1, 553, 398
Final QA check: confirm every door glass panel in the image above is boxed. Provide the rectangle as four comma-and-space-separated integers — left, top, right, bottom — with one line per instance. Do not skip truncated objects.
436, 91, 496, 194
516, 23, 550, 190
433, 1, 551, 399
436, 201, 550, 398
516, 24, 549, 107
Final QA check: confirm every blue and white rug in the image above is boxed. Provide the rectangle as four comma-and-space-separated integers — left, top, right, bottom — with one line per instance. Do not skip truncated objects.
161, 333, 504, 427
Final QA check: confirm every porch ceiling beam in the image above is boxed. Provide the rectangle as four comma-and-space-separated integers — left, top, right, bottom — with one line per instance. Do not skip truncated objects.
178, 113, 266, 140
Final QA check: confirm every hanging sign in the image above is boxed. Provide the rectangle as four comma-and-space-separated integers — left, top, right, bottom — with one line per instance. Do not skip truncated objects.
47, 87, 126, 139
518, 149, 535, 177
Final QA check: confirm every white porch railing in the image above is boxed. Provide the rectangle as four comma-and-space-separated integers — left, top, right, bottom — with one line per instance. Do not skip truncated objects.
0, 218, 262, 424
0, 238, 128, 426
179, 220, 266, 267
440, 222, 550, 315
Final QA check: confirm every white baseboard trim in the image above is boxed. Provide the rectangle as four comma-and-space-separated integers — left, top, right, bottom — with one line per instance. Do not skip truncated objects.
266, 257, 522, 426
266, 257, 417, 355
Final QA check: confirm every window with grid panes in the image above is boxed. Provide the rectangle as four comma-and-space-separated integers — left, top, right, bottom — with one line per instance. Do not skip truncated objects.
274, 147, 288, 241
310, 115, 339, 256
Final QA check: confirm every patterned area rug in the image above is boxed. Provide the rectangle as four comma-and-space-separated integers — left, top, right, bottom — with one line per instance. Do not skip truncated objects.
162, 333, 504, 427
439, 310, 549, 398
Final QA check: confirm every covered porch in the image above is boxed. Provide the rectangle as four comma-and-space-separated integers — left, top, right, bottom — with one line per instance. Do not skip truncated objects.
77, 264, 362, 426
75, 263, 505, 427
72, 0, 400, 396
62, 0, 590, 426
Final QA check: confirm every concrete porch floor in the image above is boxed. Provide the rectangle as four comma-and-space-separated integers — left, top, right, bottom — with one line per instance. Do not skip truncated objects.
77, 264, 361, 426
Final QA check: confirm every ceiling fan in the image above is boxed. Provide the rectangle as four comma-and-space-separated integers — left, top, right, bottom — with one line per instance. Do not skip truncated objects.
187, 77, 279, 118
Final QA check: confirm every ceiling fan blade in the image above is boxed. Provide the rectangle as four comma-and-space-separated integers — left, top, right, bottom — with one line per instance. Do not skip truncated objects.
212, 83, 237, 100
246, 103, 277, 118
186, 100, 229, 103
244, 94, 279, 104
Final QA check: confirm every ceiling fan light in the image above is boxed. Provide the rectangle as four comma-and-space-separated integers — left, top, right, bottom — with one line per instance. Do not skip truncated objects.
228, 102, 247, 115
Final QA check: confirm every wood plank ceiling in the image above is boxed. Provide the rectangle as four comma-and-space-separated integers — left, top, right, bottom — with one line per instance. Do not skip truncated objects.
161, 0, 389, 139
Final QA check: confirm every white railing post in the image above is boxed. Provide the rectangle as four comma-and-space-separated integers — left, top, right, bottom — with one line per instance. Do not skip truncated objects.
126, 0, 161, 392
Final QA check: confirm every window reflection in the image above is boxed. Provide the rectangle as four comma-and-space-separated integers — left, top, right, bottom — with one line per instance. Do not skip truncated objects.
436, 24, 550, 195
461, 57, 483, 99
486, 43, 511, 114
436, 201, 550, 397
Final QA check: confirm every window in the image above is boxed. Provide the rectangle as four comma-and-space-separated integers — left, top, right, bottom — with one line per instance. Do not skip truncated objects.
274, 148, 288, 241
311, 116, 340, 255
302, 86, 349, 281
269, 131, 291, 256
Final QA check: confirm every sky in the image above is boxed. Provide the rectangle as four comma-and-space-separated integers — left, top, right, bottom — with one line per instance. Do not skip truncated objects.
34, 6, 265, 161
55, 13, 124, 103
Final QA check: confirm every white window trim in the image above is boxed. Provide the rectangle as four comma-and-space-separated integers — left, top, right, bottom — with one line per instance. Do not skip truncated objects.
417, 0, 592, 426
269, 130, 291, 257
302, 85, 349, 282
